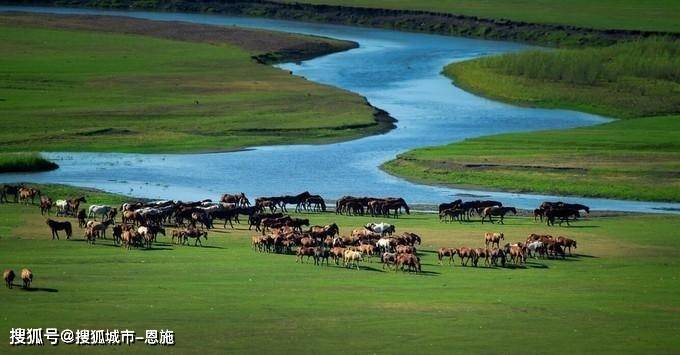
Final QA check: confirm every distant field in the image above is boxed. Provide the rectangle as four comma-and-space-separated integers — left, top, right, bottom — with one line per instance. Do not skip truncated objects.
1, 184, 679, 353
384, 37, 680, 202
0, 13, 384, 154
384, 116, 680, 202
278, 0, 680, 33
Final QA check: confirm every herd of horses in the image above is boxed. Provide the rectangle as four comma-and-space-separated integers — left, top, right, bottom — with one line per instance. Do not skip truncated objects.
252, 219, 425, 272
3, 183, 586, 274
334, 196, 410, 218
437, 232, 578, 267
437, 199, 589, 226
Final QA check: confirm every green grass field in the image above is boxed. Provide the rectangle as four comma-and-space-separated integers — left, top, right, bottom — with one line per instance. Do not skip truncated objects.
384, 37, 680, 202
0, 14, 382, 154
1, 185, 679, 353
0, 153, 58, 173
384, 116, 680, 202
279, 0, 680, 33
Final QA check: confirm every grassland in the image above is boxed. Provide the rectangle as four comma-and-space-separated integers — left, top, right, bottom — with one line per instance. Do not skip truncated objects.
277, 0, 680, 33
1, 185, 679, 353
0, 153, 58, 173
384, 38, 680, 202
0, 13, 386, 154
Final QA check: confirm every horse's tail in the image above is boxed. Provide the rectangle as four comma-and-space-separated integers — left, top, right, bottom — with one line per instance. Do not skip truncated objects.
66, 223, 72, 237
320, 200, 326, 212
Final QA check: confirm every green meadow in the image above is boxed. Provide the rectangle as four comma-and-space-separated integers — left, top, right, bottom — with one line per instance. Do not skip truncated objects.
0, 16, 380, 154
279, 0, 680, 32
0, 185, 679, 353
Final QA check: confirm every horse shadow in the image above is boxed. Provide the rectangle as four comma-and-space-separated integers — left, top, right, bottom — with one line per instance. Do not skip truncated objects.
20, 286, 59, 293
571, 253, 597, 259
139, 247, 174, 251
358, 265, 386, 273
193, 245, 225, 250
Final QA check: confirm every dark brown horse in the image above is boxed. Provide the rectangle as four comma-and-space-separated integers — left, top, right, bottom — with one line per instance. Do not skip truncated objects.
46, 219, 72, 240
481, 207, 517, 224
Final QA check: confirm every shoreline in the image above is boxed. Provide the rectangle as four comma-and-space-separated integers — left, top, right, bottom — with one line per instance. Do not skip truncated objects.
7, 1, 680, 47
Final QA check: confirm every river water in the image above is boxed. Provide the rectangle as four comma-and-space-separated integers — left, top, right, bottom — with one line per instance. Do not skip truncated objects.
1, 6, 678, 213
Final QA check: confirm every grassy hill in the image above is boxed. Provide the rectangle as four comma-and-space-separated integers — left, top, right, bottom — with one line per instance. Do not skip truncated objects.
0, 13, 387, 155
1, 185, 679, 353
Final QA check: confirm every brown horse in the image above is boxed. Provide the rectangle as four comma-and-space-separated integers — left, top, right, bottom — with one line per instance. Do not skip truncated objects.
296, 246, 316, 263
557, 236, 578, 255
484, 232, 504, 248
19, 187, 40, 205
46, 219, 72, 240
456, 247, 477, 266
437, 247, 457, 265
40, 196, 53, 215
473, 248, 491, 267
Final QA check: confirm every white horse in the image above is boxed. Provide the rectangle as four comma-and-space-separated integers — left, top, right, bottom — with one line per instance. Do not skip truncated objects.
55, 200, 70, 216
88, 205, 114, 220
526, 241, 545, 259
365, 222, 395, 236
376, 237, 393, 253
343, 250, 363, 270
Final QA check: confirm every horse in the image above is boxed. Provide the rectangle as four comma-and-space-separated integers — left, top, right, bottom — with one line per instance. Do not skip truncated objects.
437, 247, 457, 265
221, 193, 250, 207
343, 250, 363, 270
473, 248, 491, 267
503, 243, 526, 265
526, 241, 546, 258
182, 228, 208, 246
490, 248, 506, 267
1, 184, 21, 203
309, 223, 339, 239
456, 247, 477, 266
557, 236, 577, 255
88, 205, 115, 221
280, 191, 311, 212
481, 207, 517, 224
19, 187, 40, 205
396, 253, 421, 273
87, 219, 114, 239
313, 247, 330, 266
56, 196, 86, 217
484, 232, 504, 248
305, 195, 326, 212
439, 208, 464, 223
40, 196, 53, 216
382, 198, 410, 218
46, 219, 72, 240
438, 199, 462, 213
533, 208, 545, 222
77, 209, 87, 228
381, 252, 398, 270
364, 222, 395, 236
545, 208, 580, 226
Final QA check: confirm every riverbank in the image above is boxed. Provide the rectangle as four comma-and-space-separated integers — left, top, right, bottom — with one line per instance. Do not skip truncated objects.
1, 184, 680, 353
0, 12, 393, 154
7, 0, 680, 47
384, 38, 680, 202
0, 153, 58, 173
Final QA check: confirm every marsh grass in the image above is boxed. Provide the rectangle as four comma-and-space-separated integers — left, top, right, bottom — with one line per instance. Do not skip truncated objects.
0, 153, 58, 173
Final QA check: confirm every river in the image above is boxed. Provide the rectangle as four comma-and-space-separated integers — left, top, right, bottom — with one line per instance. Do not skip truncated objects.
1, 5, 678, 213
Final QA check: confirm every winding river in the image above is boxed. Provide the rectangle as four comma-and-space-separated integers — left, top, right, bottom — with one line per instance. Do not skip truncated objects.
1, 6, 678, 213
